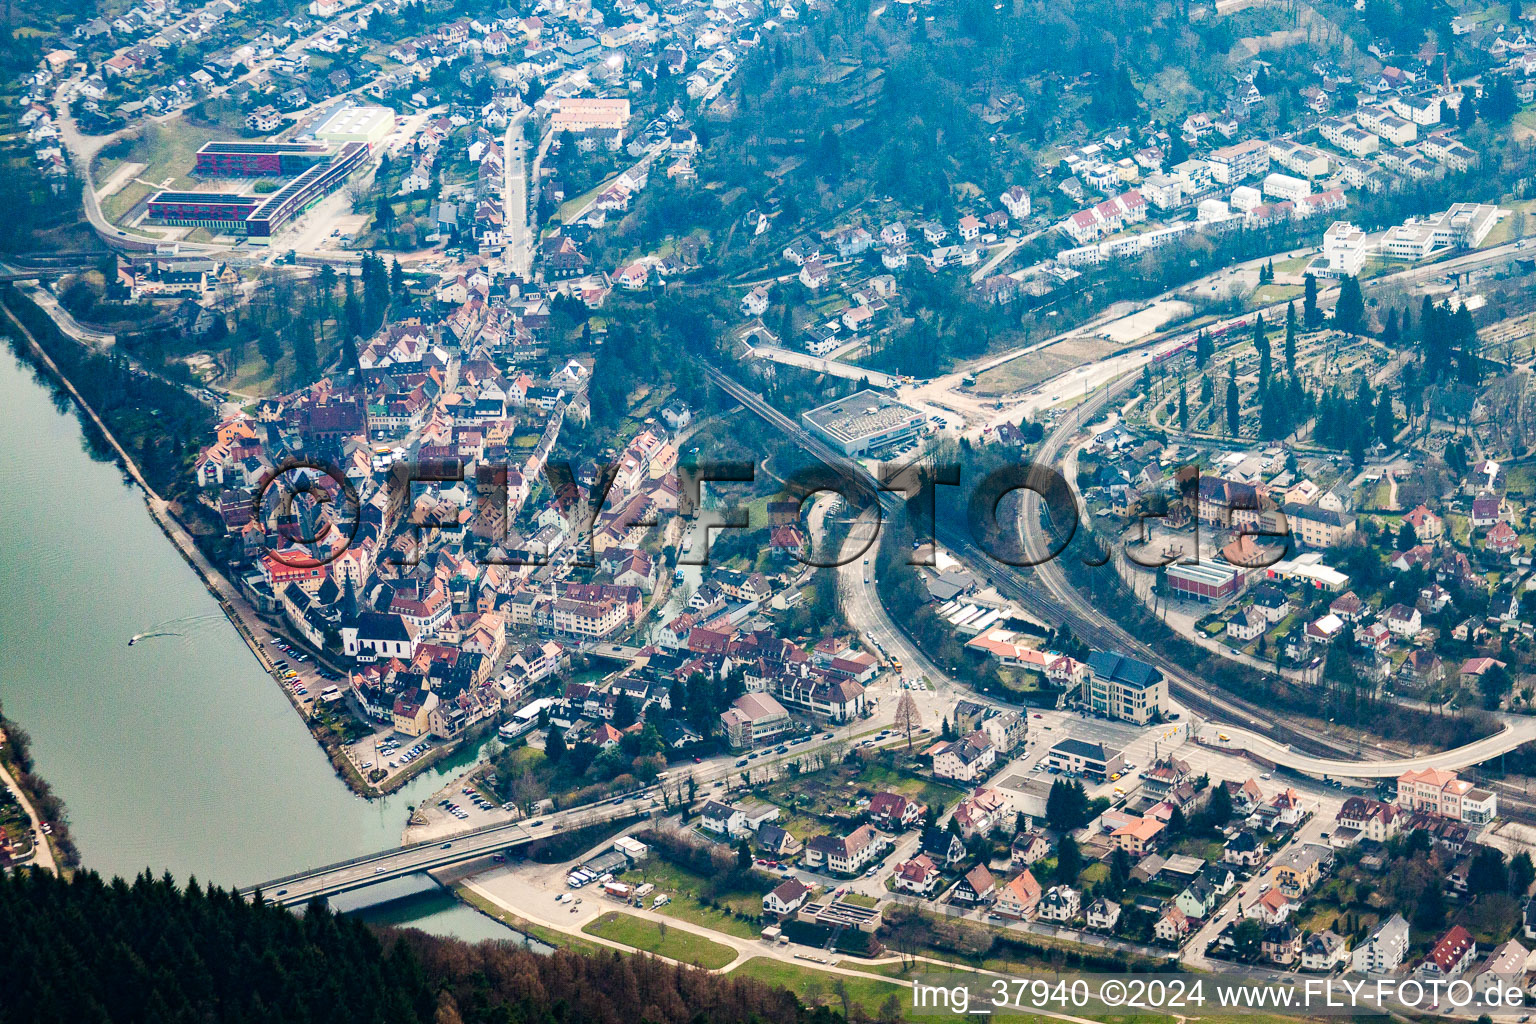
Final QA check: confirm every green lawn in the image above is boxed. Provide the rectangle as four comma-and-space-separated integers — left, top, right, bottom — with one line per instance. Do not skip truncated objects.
855, 762, 965, 810
731, 958, 907, 1018
93, 119, 213, 223
620, 859, 769, 939
837, 959, 923, 979
583, 911, 736, 968
744, 959, 1267, 1023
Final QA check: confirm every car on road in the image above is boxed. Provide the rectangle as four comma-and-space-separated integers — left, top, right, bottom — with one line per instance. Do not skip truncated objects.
441, 843, 452, 849
275, 889, 288, 897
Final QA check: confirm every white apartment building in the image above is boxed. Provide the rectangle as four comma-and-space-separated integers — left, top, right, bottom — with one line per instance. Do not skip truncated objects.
1316, 221, 1369, 277
1320, 118, 1380, 157
1421, 133, 1477, 172
1388, 94, 1442, 126
1140, 172, 1187, 210
1230, 184, 1263, 212
1269, 139, 1331, 178
1262, 171, 1312, 202
1207, 139, 1269, 184
1357, 105, 1418, 146
1352, 914, 1410, 975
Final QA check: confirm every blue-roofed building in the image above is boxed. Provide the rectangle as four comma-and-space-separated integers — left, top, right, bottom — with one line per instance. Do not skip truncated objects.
1081, 650, 1166, 724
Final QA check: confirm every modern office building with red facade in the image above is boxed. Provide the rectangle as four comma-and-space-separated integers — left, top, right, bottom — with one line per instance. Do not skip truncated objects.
148, 141, 370, 236
145, 192, 264, 230
192, 141, 334, 177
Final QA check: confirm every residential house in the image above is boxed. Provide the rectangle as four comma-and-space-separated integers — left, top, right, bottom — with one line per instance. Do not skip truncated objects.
1264, 923, 1303, 965
1471, 939, 1529, 996
932, 733, 997, 782
921, 827, 967, 868
1085, 897, 1121, 932
1037, 885, 1081, 923
867, 792, 925, 830
1301, 930, 1350, 972
950, 864, 997, 905
701, 800, 749, 837
1113, 816, 1166, 857
1011, 831, 1051, 867
894, 854, 942, 896
1175, 878, 1217, 920
1419, 925, 1476, 977
995, 870, 1042, 919
763, 878, 812, 916
1155, 907, 1191, 943
803, 825, 881, 875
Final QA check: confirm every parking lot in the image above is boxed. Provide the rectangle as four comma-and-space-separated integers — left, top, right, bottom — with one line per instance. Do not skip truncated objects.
262, 633, 347, 713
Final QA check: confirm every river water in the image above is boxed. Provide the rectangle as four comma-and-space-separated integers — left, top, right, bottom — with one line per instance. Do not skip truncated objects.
0, 344, 520, 942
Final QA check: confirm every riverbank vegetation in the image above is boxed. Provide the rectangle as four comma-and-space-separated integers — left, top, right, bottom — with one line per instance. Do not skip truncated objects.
0, 699, 76, 868
1, 287, 211, 505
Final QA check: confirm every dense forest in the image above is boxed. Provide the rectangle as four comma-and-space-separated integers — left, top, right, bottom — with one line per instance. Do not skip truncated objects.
0, 868, 846, 1024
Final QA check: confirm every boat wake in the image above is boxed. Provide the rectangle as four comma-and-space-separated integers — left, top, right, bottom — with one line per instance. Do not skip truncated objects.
128, 612, 222, 646
127, 631, 183, 646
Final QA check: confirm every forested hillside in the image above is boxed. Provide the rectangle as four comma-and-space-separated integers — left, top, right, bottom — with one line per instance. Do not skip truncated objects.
0, 869, 846, 1024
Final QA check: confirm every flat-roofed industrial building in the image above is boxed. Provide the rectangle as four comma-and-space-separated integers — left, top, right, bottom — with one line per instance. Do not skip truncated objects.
800, 390, 927, 457
314, 104, 395, 147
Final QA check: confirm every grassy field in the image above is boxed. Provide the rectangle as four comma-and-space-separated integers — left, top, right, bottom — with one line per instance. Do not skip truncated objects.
101, 179, 156, 223
731, 958, 907, 1018
971, 337, 1119, 396
761, 756, 962, 827
1513, 108, 1536, 143
743, 959, 1309, 1024
95, 119, 212, 223
620, 859, 769, 939
1252, 283, 1302, 305
583, 911, 737, 968
856, 762, 965, 809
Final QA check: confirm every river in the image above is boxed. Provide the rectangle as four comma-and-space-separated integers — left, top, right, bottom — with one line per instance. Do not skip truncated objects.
0, 343, 522, 942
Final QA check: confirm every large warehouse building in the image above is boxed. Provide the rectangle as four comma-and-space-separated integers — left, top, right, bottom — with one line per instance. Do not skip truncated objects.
801, 391, 927, 457
314, 104, 395, 146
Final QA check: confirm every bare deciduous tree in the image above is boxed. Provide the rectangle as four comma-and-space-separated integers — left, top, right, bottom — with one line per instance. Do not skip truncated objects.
894, 690, 922, 750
